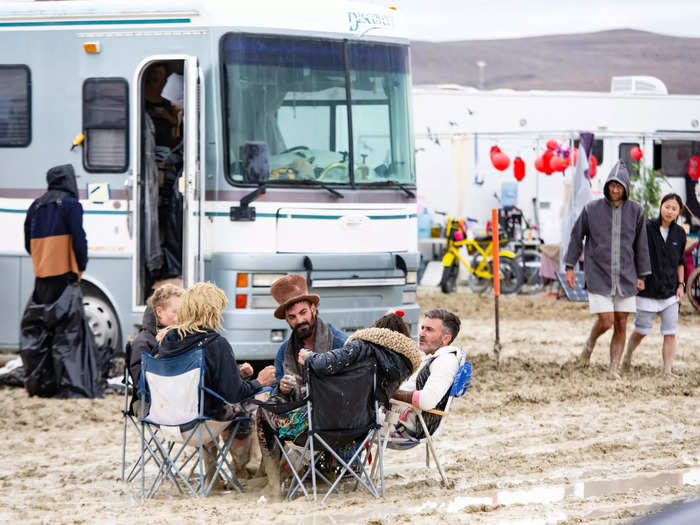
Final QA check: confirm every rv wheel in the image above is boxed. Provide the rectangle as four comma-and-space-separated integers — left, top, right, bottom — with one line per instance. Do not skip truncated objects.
82, 291, 121, 354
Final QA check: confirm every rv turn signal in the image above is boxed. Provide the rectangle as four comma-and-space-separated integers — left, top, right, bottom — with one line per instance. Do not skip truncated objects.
83, 42, 101, 54
70, 133, 85, 151
235, 294, 247, 309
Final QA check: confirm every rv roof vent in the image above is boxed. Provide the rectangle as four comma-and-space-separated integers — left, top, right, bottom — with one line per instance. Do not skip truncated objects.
611, 76, 668, 95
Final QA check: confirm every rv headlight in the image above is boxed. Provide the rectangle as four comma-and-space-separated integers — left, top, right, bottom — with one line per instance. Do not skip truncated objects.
270, 330, 285, 343
252, 273, 286, 287
250, 295, 278, 309
406, 271, 417, 284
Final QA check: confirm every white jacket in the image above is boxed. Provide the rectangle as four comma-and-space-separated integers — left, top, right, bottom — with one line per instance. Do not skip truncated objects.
401, 345, 461, 410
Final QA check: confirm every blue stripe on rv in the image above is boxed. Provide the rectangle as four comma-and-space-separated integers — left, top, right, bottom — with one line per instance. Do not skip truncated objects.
0, 18, 191, 28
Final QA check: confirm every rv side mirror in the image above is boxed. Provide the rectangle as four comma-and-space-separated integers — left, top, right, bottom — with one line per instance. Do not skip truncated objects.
239, 141, 270, 184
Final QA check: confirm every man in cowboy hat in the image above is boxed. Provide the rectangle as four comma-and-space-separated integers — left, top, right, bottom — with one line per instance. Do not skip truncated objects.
270, 274, 347, 398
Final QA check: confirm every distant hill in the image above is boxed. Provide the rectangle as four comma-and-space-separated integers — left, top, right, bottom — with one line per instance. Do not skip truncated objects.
410, 29, 700, 94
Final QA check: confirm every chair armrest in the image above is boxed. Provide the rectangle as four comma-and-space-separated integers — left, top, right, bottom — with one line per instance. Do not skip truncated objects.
389, 398, 448, 417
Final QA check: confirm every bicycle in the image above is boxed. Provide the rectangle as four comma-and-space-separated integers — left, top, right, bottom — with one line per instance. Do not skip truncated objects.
438, 214, 523, 294
499, 206, 544, 295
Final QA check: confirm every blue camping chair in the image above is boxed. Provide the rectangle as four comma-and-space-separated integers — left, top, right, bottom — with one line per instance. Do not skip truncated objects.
376, 352, 472, 485
138, 346, 251, 499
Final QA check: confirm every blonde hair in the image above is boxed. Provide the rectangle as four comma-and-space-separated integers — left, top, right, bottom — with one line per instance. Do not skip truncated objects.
164, 281, 228, 339
147, 283, 184, 312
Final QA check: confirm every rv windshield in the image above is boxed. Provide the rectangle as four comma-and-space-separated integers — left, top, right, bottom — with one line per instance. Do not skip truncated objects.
221, 34, 414, 186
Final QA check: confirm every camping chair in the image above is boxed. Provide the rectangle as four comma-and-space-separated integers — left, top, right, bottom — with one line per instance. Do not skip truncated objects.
260, 359, 384, 503
375, 353, 472, 485
121, 340, 155, 483
121, 342, 184, 484
138, 346, 250, 499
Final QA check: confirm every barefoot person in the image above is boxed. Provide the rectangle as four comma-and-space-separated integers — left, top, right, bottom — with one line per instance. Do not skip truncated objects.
564, 160, 651, 378
622, 193, 687, 375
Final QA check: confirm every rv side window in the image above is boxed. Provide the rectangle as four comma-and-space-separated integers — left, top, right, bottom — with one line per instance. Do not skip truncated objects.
619, 143, 640, 175
574, 138, 604, 165
656, 140, 699, 177
0, 65, 31, 148
82, 78, 128, 172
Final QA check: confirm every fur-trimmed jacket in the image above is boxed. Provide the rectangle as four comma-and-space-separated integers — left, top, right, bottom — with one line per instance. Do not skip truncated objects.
305, 327, 421, 408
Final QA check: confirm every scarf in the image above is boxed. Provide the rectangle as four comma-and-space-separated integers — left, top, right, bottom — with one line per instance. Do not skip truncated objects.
282, 316, 334, 399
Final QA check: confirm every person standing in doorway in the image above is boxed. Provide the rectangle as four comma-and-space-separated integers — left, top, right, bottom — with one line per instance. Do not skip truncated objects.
622, 193, 687, 376
564, 160, 651, 379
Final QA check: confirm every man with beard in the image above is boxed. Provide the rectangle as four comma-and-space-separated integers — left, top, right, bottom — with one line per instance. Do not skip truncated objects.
270, 273, 347, 399
253, 274, 346, 499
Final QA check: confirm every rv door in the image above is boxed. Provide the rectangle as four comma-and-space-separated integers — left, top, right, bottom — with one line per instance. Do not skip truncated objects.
131, 55, 204, 308
182, 56, 204, 287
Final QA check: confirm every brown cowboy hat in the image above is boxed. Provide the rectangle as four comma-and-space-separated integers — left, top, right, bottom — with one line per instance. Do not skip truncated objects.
270, 274, 320, 320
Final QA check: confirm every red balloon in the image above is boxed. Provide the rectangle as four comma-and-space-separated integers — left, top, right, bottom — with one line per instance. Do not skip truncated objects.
534, 156, 545, 173
546, 139, 558, 151
689, 156, 700, 179
630, 146, 643, 161
550, 156, 565, 172
492, 152, 510, 171
588, 155, 598, 179
490, 145, 502, 155
542, 151, 554, 175
513, 157, 525, 181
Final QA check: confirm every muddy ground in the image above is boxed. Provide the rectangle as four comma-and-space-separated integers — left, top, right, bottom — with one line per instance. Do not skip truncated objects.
1, 290, 699, 524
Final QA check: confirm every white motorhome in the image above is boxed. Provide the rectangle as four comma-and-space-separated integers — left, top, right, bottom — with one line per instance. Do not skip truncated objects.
413, 79, 700, 245
0, 1, 419, 358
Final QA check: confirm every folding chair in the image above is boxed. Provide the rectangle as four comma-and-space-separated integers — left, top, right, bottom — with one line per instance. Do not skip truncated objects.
138, 346, 250, 499
260, 360, 385, 503
120, 341, 149, 482
121, 341, 183, 485
376, 353, 472, 485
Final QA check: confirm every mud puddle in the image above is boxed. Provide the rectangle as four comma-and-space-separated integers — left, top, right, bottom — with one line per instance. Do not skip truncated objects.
282, 467, 700, 524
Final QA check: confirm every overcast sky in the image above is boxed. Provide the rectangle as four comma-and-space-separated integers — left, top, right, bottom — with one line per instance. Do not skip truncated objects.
366, 0, 700, 41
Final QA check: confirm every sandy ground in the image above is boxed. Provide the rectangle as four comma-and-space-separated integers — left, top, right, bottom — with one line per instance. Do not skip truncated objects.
1, 290, 699, 524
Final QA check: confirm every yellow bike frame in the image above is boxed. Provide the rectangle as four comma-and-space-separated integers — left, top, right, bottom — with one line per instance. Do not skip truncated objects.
440, 216, 515, 280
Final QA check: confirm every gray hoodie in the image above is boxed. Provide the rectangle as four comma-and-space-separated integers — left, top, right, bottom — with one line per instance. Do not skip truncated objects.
564, 161, 651, 297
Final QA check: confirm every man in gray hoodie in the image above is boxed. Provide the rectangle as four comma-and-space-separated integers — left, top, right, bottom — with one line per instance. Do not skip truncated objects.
564, 160, 651, 378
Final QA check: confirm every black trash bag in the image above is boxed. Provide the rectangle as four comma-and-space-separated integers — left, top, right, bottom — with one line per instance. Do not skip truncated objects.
20, 282, 104, 398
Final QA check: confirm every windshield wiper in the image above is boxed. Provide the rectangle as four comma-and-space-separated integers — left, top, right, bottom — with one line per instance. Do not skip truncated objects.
363, 180, 416, 198
296, 178, 345, 199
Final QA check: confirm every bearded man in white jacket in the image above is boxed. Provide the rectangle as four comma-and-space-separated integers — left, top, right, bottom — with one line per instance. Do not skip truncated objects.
391, 309, 462, 438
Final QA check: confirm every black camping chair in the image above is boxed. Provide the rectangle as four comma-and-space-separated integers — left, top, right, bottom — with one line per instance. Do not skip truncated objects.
260, 359, 384, 503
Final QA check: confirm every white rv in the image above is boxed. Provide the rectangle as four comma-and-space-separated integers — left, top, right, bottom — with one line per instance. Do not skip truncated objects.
0, 1, 419, 358
413, 79, 700, 245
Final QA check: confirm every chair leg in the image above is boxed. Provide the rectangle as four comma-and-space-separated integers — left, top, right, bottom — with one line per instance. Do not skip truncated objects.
140, 422, 146, 500
121, 415, 128, 481
376, 430, 385, 497
281, 437, 311, 500
416, 412, 448, 485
